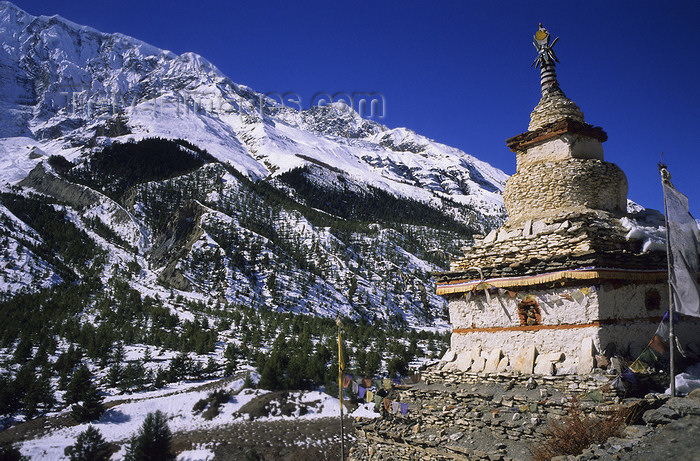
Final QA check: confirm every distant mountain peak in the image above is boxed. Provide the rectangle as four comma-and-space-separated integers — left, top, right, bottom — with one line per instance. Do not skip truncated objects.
0, 0, 506, 218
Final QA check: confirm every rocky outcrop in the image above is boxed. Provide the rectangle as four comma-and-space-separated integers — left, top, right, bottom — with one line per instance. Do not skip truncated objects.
20, 163, 106, 210
18, 162, 145, 248
150, 201, 207, 290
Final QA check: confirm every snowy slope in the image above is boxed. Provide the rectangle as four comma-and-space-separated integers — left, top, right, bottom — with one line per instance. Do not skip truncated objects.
18, 375, 378, 460
0, 1, 506, 217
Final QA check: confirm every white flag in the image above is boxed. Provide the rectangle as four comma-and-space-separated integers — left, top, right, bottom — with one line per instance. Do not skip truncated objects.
663, 176, 700, 318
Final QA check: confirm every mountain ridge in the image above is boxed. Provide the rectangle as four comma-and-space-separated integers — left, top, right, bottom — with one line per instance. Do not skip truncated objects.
0, 1, 506, 217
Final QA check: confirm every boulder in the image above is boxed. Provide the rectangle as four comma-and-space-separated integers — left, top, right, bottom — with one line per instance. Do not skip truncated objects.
496, 356, 509, 372
454, 353, 473, 372
441, 349, 456, 362
534, 360, 555, 376
536, 352, 565, 363
472, 356, 486, 373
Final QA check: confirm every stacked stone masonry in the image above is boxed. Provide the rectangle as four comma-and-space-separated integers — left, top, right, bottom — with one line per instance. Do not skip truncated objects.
514, 134, 604, 170
528, 90, 585, 131
352, 369, 700, 461
445, 210, 666, 279
465, 280, 696, 367
503, 159, 628, 224
351, 368, 626, 461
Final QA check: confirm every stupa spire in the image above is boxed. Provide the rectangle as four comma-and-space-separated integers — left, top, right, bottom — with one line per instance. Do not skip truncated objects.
532, 23, 560, 95
527, 24, 584, 131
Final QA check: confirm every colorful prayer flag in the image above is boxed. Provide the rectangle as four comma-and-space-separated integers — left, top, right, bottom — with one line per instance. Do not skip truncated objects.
382, 398, 391, 412
358, 385, 366, 399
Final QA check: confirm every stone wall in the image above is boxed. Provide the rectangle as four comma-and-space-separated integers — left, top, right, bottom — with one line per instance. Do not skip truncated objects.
351, 368, 700, 461
447, 321, 700, 376
351, 369, 621, 461
449, 327, 599, 374
444, 210, 666, 278
504, 159, 628, 225
447, 281, 700, 373
449, 284, 600, 330
440, 283, 682, 375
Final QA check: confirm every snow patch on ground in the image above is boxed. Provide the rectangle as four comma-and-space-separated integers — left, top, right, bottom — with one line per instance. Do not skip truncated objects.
20, 378, 246, 459
176, 447, 215, 461
351, 402, 381, 418
18, 378, 377, 460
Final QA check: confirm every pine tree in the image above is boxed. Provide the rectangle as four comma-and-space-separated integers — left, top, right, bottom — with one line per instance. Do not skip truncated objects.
64, 365, 93, 405
12, 336, 33, 364
223, 343, 238, 376
142, 347, 152, 363
0, 374, 20, 417
364, 350, 382, 377
106, 363, 124, 389
71, 383, 105, 423
65, 425, 111, 461
0, 441, 27, 461
124, 410, 175, 461
112, 342, 126, 363
22, 367, 55, 419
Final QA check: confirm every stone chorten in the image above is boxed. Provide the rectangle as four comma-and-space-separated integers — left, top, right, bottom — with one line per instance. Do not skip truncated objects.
435, 25, 700, 375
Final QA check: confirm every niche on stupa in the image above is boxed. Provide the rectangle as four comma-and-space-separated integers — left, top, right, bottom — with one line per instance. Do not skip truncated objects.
517, 298, 541, 326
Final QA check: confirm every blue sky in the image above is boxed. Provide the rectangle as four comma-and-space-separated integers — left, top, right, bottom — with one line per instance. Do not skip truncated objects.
15, 0, 700, 216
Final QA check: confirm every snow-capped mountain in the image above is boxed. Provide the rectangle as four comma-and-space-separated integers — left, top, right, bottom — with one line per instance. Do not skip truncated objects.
0, 4, 511, 451
0, 1, 506, 213
0, 1, 507, 326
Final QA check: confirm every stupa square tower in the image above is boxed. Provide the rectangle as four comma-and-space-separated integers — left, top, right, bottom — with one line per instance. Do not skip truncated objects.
436, 25, 700, 375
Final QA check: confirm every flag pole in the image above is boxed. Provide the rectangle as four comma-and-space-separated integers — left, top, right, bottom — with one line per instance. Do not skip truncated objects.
336, 316, 345, 460
659, 164, 676, 397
